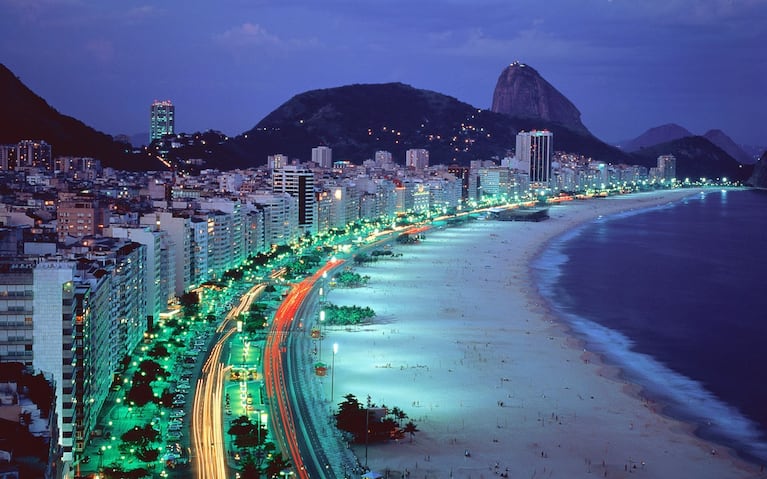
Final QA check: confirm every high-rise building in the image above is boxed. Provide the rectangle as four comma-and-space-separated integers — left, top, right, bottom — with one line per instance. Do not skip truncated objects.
515, 130, 553, 185
140, 211, 192, 296
150, 100, 175, 142
251, 192, 299, 247
312, 146, 333, 169
657, 154, 676, 182
447, 165, 470, 201
272, 165, 317, 235
405, 149, 429, 170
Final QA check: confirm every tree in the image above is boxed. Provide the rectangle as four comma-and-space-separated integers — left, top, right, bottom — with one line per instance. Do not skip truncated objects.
147, 343, 169, 359
334, 394, 410, 443
228, 415, 267, 449
120, 423, 160, 463
404, 421, 419, 442
137, 359, 165, 382
390, 406, 407, 426
126, 381, 154, 407
121, 423, 160, 447
264, 453, 292, 478
238, 453, 261, 479
23, 372, 54, 418
179, 291, 199, 316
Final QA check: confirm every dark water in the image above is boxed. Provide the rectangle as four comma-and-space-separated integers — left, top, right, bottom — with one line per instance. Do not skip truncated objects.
532, 189, 767, 464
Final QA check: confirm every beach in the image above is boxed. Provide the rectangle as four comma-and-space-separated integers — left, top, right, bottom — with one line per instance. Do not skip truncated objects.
316, 188, 764, 479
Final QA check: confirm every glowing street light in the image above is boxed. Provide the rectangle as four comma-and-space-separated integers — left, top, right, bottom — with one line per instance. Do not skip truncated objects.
319, 310, 325, 361
331, 343, 338, 403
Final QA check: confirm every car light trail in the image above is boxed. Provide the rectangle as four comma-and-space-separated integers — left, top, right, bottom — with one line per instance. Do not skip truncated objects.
264, 260, 344, 478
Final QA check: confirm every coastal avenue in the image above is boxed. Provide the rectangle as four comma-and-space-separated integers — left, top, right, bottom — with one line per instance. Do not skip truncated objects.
264, 259, 345, 478
190, 225, 428, 478
191, 283, 265, 478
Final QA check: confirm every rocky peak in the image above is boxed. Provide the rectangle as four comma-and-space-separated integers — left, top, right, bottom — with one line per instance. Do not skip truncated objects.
491, 62, 589, 134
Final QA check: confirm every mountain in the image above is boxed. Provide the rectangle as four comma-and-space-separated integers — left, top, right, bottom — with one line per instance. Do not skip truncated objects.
490, 62, 589, 134
747, 151, 767, 187
703, 129, 753, 164
741, 144, 767, 164
0, 64, 141, 168
630, 136, 752, 181
619, 124, 693, 152
230, 82, 630, 168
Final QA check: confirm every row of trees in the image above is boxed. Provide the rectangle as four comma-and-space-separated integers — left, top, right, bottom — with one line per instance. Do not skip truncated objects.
228, 415, 292, 478
333, 270, 370, 288
352, 249, 403, 265
125, 359, 166, 407
322, 303, 376, 326
335, 394, 418, 443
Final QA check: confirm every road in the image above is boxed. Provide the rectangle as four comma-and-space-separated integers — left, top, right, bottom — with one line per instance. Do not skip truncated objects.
191, 283, 264, 479
264, 260, 345, 478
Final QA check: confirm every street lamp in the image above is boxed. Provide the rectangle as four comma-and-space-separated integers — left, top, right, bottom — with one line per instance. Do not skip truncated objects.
319, 310, 325, 361
331, 343, 338, 404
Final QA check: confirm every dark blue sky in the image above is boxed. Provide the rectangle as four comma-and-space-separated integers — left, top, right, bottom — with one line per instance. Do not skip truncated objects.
2, 0, 765, 146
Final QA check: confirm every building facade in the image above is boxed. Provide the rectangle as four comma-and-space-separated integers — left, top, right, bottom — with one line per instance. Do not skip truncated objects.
311, 146, 333, 169
515, 130, 553, 185
272, 166, 317, 235
150, 100, 175, 142
405, 149, 429, 170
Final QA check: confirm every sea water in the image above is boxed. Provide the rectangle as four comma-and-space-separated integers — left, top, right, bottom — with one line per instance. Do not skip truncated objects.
532, 188, 767, 465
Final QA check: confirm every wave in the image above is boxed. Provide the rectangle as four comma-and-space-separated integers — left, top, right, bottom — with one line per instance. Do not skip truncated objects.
531, 193, 767, 465
558, 307, 767, 464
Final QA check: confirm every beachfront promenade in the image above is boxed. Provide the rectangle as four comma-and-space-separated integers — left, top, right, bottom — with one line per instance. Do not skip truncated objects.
321, 188, 765, 479
78, 187, 766, 479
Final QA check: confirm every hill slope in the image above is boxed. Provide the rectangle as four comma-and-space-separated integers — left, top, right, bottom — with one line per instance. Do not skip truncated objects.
620, 124, 693, 152
630, 136, 751, 181
703, 129, 753, 165
231, 82, 630, 167
746, 151, 767, 187
0, 64, 135, 167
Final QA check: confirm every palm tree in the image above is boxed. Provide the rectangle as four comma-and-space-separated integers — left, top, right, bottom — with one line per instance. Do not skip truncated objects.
403, 421, 419, 443
390, 406, 407, 426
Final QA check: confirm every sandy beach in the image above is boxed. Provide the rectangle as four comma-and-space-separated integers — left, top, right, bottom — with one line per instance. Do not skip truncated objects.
315, 188, 765, 479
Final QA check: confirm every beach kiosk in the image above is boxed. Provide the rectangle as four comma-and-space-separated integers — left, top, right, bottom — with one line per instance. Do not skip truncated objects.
314, 362, 327, 376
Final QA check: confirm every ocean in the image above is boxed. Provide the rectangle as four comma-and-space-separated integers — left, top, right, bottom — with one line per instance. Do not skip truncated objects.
532, 188, 767, 465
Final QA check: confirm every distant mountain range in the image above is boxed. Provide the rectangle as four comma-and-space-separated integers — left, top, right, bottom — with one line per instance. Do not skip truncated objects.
619, 123, 756, 165
619, 124, 693, 152
228, 80, 629, 169
0, 62, 758, 181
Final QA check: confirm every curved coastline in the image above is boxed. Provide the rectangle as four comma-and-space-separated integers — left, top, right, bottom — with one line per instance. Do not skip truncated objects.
322, 187, 763, 478
531, 188, 767, 468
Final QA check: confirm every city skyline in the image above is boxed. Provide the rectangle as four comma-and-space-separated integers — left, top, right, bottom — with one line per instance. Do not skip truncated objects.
1, 1, 764, 146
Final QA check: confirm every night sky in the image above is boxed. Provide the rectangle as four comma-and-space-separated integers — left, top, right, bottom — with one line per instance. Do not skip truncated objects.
2, 0, 764, 146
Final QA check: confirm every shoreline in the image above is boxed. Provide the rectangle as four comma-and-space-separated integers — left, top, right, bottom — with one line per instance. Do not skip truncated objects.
319, 188, 764, 478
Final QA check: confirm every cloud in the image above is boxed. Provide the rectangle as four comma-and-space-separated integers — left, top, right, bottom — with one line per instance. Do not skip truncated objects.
122, 5, 159, 24
214, 22, 318, 51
